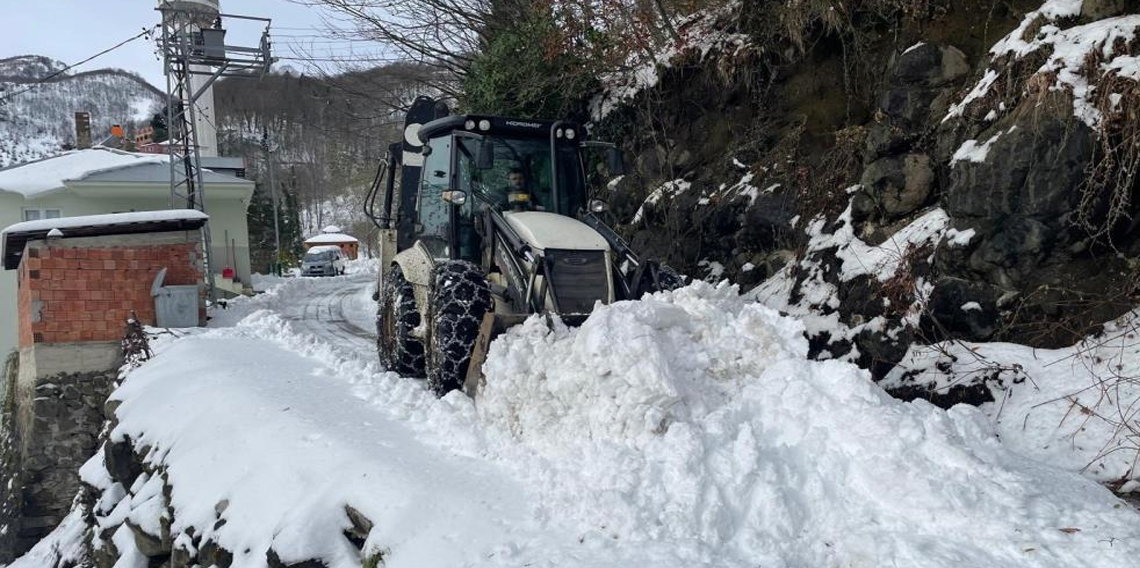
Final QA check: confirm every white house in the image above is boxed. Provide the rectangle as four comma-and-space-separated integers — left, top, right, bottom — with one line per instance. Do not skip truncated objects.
0, 147, 255, 356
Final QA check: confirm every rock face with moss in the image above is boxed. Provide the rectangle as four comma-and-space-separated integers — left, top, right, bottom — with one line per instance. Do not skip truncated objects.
584, 0, 1140, 399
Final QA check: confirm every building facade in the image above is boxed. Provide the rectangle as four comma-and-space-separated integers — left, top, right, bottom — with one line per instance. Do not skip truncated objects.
0, 147, 255, 356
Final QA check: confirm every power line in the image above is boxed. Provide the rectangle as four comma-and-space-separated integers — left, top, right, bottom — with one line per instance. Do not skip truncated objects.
277, 56, 407, 63
0, 26, 158, 104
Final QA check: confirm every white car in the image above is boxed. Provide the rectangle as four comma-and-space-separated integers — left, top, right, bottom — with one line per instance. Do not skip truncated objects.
301, 246, 346, 277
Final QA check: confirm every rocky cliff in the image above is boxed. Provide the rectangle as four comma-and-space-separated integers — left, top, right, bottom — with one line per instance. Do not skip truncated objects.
598, 0, 1140, 401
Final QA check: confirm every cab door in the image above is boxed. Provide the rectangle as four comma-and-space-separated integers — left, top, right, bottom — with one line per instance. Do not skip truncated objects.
413, 135, 454, 259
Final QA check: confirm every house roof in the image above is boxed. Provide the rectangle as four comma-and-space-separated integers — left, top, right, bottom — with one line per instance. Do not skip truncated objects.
79, 162, 250, 186
2, 210, 209, 269
305, 232, 359, 245
0, 147, 251, 198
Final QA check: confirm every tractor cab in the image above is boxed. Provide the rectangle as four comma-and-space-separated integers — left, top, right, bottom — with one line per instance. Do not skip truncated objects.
403, 114, 621, 263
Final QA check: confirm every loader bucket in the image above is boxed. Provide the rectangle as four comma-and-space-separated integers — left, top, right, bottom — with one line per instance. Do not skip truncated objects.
462, 312, 590, 398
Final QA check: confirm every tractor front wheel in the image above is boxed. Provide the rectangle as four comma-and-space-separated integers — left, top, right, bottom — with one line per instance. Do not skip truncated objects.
426, 261, 492, 396
377, 265, 425, 377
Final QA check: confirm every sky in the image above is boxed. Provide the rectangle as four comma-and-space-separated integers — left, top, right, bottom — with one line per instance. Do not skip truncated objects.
0, 0, 388, 87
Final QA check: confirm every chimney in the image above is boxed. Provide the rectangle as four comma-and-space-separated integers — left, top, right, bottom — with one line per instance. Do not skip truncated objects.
75, 112, 92, 149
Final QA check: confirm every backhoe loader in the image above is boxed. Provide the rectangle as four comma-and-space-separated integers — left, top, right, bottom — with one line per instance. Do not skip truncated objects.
364, 96, 681, 396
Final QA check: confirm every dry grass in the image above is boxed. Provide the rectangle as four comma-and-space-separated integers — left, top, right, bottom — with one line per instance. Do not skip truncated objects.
1075, 36, 1140, 245
879, 243, 930, 318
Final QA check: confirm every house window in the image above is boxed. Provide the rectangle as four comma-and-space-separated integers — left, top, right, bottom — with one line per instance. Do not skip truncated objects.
23, 208, 61, 222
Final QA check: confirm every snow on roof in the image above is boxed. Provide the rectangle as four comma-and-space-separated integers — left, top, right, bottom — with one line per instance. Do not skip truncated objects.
305, 232, 359, 244
321, 225, 342, 233
0, 146, 169, 198
2, 210, 209, 269
2, 209, 208, 237
304, 245, 342, 255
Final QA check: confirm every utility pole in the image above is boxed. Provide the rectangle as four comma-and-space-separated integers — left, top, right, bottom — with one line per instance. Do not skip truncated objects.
262, 129, 281, 274
157, 0, 273, 298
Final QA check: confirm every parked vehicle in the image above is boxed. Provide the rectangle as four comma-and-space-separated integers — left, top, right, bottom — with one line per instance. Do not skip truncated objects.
301, 246, 346, 277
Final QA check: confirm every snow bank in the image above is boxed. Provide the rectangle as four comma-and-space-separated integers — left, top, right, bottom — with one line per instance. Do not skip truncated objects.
20, 275, 1140, 567
885, 310, 1140, 483
478, 282, 1140, 567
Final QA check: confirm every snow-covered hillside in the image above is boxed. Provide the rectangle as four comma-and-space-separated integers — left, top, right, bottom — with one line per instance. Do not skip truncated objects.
0, 56, 162, 167
12, 274, 1140, 568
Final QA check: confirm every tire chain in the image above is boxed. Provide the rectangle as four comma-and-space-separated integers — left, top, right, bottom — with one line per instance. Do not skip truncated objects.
377, 265, 425, 377
427, 260, 492, 396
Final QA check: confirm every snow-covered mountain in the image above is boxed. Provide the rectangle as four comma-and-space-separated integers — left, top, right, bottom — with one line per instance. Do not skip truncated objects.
0, 55, 163, 167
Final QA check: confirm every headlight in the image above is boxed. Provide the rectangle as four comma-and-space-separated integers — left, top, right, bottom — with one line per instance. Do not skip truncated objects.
565, 128, 576, 140
464, 119, 476, 130
478, 119, 491, 131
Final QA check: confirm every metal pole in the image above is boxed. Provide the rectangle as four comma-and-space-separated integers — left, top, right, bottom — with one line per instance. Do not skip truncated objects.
263, 131, 281, 274
164, 18, 177, 209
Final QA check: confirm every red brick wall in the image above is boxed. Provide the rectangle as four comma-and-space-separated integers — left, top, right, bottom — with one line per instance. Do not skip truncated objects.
17, 241, 203, 347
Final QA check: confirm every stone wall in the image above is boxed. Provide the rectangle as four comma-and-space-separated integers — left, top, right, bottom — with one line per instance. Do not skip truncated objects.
12, 367, 116, 552
0, 352, 22, 564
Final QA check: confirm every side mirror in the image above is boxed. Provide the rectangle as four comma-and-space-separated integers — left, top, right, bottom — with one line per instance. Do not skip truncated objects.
477, 140, 494, 169
442, 190, 468, 205
606, 147, 626, 176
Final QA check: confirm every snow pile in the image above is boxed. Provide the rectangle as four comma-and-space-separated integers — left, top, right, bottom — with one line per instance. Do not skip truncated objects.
946, 1, 1140, 128
479, 282, 1140, 567
75, 327, 564, 568
885, 310, 1140, 483
14, 276, 1140, 567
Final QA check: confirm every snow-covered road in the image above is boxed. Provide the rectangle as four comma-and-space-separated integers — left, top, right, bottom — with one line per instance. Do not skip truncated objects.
278, 272, 377, 355
13, 268, 1140, 568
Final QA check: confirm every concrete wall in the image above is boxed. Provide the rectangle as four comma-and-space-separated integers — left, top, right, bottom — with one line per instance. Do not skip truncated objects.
1, 188, 249, 356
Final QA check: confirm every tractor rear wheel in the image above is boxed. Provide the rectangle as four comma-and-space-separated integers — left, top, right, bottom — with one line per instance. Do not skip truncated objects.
377, 265, 425, 377
427, 260, 492, 396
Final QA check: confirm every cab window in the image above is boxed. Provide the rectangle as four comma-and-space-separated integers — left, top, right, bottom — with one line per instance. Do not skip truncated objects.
457, 137, 584, 215
416, 136, 452, 257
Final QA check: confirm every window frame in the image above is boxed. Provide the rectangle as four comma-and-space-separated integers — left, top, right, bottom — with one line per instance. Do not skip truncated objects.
22, 207, 62, 222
